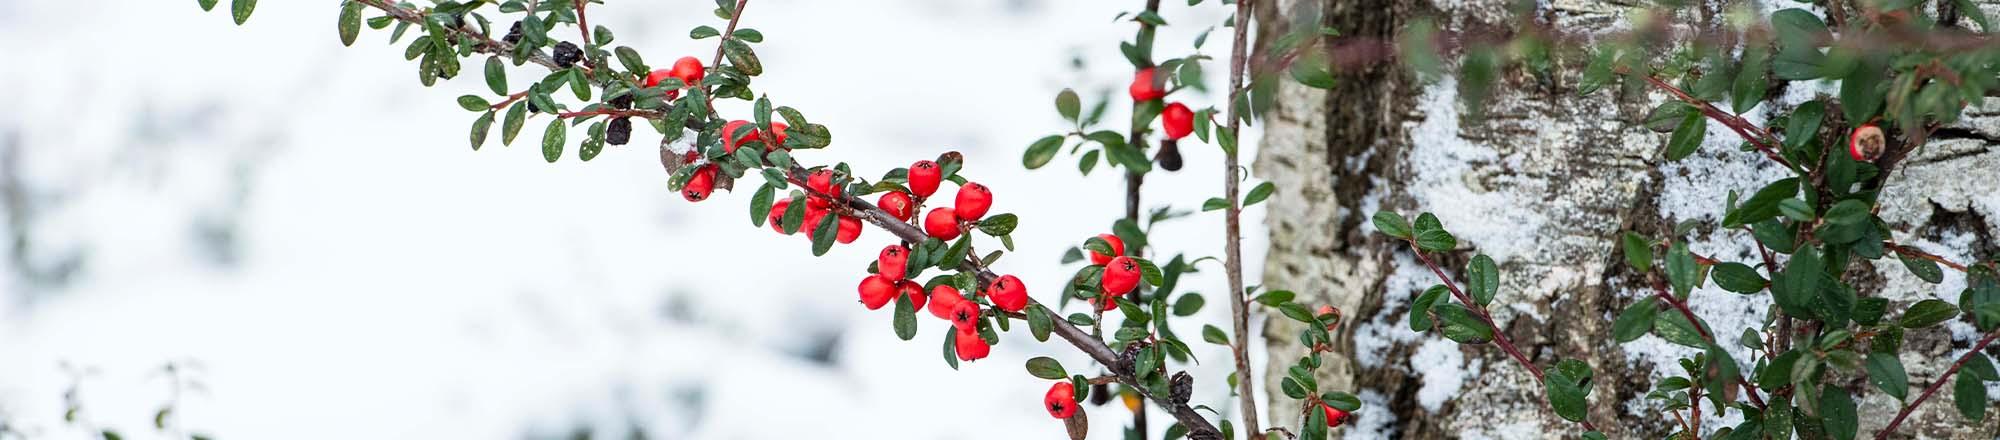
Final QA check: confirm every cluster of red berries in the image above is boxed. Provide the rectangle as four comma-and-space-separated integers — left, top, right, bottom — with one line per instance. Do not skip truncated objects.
653, 56, 808, 205
1130, 68, 1194, 171
1087, 233, 1141, 310
760, 169, 863, 243
853, 159, 1021, 361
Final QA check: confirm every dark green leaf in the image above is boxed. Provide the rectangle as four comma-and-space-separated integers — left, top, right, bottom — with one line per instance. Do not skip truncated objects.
1819, 385, 1857, 440
1374, 211, 1413, 239
1244, 182, 1276, 206
1666, 242, 1697, 298
893, 293, 917, 340
338, 1, 363, 46
1023, 135, 1063, 169
1666, 111, 1706, 160
1466, 254, 1499, 306
1410, 285, 1447, 331
1712, 262, 1768, 294
1622, 232, 1653, 272
1900, 299, 1958, 328
231, 0, 256, 25
469, 111, 494, 151
1026, 357, 1067, 379
541, 119, 565, 163
1202, 324, 1228, 345
1955, 371, 1987, 420
1864, 352, 1908, 400
1055, 89, 1080, 121
1613, 297, 1659, 343
1436, 304, 1494, 344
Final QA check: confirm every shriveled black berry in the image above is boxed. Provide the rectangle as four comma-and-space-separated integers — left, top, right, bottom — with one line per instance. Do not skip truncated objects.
609, 93, 633, 110
502, 21, 524, 45
1087, 383, 1112, 406
1168, 371, 1193, 405
1114, 341, 1149, 376
553, 42, 583, 68
525, 100, 542, 114
1156, 140, 1183, 171
607, 117, 633, 146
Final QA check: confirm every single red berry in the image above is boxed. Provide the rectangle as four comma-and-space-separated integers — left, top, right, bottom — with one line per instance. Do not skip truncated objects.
878, 245, 909, 281
954, 326, 990, 361
807, 169, 843, 209
924, 208, 961, 240
954, 182, 992, 221
878, 191, 915, 221
767, 198, 794, 234
928, 284, 964, 320
766, 122, 790, 150
1322, 404, 1351, 428
803, 207, 829, 239
721, 120, 760, 153
1129, 67, 1165, 102
908, 160, 942, 197
1162, 102, 1194, 140
1044, 382, 1078, 419
1316, 305, 1340, 330
1849, 123, 1885, 162
682, 165, 716, 202
1089, 295, 1117, 311
897, 280, 927, 311
1089, 233, 1126, 266
986, 274, 1029, 313
1102, 256, 1141, 296
949, 301, 981, 332
644, 69, 674, 89
858, 274, 898, 310
836, 215, 863, 244
668, 56, 706, 86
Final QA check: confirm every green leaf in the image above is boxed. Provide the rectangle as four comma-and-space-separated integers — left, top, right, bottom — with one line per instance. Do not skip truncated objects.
231, 0, 256, 25
690, 25, 720, 39
723, 39, 763, 76
485, 57, 508, 96
1023, 135, 1063, 170
732, 28, 764, 42
1666, 242, 1697, 298
1244, 182, 1275, 206
1899, 253, 1945, 283
1055, 89, 1080, 121
199, 0, 218, 11
1712, 262, 1768, 294
1666, 111, 1707, 160
469, 111, 494, 151
1622, 232, 1652, 272
1435, 304, 1494, 344
1202, 324, 1229, 345
1819, 385, 1858, 440
1025, 357, 1067, 379
749, 184, 775, 226
1173, 294, 1205, 316
1322, 392, 1362, 411
941, 327, 959, 370
1899, 299, 1958, 328
1577, 46, 1615, 96
1543, 359, 1592, 422
1105, 141, 1152, 174
541, 119, 565, 163
501, 102, 527, 146
337, 1, 363, 46
1373, 211, 1413, 239
1414, 229, 1456, 253
1277, 303, 1317, 324
1466, 254, 1499, 306
1723, 178, 1800, 228
457, 95, 491, 112
1732, 44, 1769, 114
810, 214, 838, 256
1864, 352, 1908, 400
893, 293, 917, 340
1410, 285, 1447, 331
1955, 371, 1987, 420
1653, 308, 1708, 348
978, 214, 1018, 236
1027, 304, 1053, 342
1612, 297, 1659, 343
1202, 197, 1229, 212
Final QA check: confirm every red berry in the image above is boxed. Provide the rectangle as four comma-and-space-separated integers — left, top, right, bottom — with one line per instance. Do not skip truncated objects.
924, 208, 961, 240
807, 169, 843, 209
1089, 234, 1125, 266
1129, 67, 1165, 102
986, 274, 1028, 313
766, 122, 789, 150
928, 284, 964, 320
1089, 295, 1117, 311
1044, 382, 1078, 419
858, 274, 897, 310
1162, 102, 1194, 140
768, 198, 794, 234
908, 160, 942, 197
836, 216, 863, 244
682, 165, 716, 202
897, 280, 927, 311
1849, 123, 1885, 162
878, 245, 909, 281
721, 120, 760, 153
954, 182, 992, 221
644, 69, 674, 89
954, 326, 990, 361
668, 56, 705, 86
803, 207, 829, 239
949, 301, 980, 332
1322, 404, 1351, 428
878, 191, 915, 221
1102, 256, 1141, 296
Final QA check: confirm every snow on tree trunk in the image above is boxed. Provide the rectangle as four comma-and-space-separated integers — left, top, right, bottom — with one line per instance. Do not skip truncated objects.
1253, 0, 2000, 438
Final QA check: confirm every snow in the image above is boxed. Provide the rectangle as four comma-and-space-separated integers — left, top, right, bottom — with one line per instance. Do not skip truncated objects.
1337, 389, 1394, 440
1409, 339, 1469, 412
1402, 77, 1551, 264
0, 0, 1267, 439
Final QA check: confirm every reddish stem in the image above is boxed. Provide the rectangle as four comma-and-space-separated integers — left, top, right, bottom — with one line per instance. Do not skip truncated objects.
1873, 329, 2000, 439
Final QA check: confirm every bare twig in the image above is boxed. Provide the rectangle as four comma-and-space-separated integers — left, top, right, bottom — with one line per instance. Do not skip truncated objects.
1221, 0, 1264, 437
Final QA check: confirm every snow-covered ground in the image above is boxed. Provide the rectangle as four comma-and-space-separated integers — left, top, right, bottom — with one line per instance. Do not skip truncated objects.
0, 0, 1267, 438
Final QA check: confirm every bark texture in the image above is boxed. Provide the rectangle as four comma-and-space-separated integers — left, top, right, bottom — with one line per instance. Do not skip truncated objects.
1254, 0, 2000, 438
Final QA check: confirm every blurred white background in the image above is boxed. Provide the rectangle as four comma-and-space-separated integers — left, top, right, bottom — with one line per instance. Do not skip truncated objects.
0, 0, 1269, 438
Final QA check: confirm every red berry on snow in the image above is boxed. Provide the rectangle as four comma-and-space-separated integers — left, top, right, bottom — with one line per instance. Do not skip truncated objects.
898, 280, 927, 312
836, 216, 863, 244
1089, 233, 1125, 266
668, 56, 705, 86
1129, 67, 1165, 102
1101, 256, 1141, 296
1162, 102, 1194, 140
878, 191, 914, 221
1322, 404, 1351, 428
908, 160, 942, 197
986, 274, 1028, 313
954, 182, 992, 221
949, 300, 980, 332
682, 165, 716, 202
807, 169, 843, 209
768, 198, 794, 234
858, 274, 897, 310
1044, 382, 1078, 419
954, 326, 990, 361
877, 245, 909, 281
928, 284, 964, 320
721, 120, 760, 153
924, 208, 961, 240
1849, 123, 1885, 162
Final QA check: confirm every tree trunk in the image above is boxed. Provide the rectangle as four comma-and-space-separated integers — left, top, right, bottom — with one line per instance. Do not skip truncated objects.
1253, 0, 2000, 438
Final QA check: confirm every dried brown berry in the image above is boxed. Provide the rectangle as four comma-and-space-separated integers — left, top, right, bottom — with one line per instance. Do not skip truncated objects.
553, 42, 583, 68
606, 117, 632, 146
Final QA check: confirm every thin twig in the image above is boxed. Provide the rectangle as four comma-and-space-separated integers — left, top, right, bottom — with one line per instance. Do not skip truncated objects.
1410, 248, 1605, 432
1873, 328, 2000, 439
1221, 0, 1263, 437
